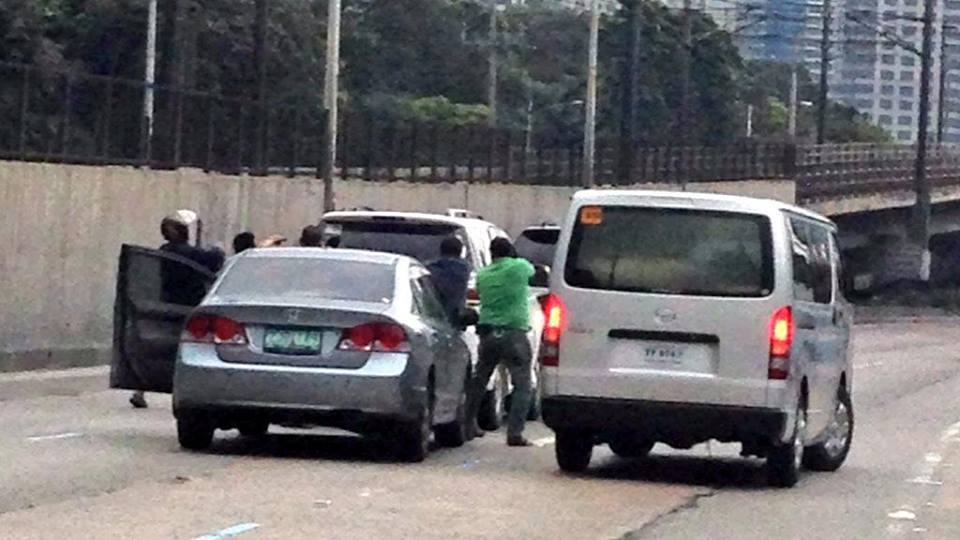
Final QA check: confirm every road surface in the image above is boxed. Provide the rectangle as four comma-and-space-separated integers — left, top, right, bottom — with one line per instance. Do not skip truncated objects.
1, 320, 959, 539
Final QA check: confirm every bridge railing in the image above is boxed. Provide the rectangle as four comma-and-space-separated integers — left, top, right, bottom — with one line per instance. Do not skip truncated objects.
5, 61, 960, 199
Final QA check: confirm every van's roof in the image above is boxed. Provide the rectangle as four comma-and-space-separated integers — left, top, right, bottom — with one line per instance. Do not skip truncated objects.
573, 189, 834, 226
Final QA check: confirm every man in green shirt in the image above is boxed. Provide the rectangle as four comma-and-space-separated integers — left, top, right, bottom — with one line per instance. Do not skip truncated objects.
465, 238, 536, 447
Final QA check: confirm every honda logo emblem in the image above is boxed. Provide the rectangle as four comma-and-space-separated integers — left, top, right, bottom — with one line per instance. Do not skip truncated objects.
285, 308, 303, 323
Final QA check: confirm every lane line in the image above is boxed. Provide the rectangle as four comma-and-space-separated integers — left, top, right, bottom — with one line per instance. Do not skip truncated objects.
26, 432, 82, 442
194, 522, 259, 540
0, 366, 108, 383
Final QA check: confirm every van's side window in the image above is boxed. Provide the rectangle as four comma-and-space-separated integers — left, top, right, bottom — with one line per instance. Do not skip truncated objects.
789, 218, 833, 304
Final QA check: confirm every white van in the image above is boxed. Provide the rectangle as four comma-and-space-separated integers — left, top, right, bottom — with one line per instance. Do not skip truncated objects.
539, 190, 854, 487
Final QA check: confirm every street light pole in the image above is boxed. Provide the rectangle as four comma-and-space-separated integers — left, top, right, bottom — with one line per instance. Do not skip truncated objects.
322, 0, 342, 212
142, 0, 158, 162
789, 64, 799, 137
582, 0, 599, 188
488, 3, 500, 127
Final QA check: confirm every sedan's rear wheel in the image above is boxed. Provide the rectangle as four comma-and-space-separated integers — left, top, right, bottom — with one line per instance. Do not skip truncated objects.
609, 437, 654, 459
803, 386, 854, 472
396, 391, 433, 463
238, 420, 269, 439
177, 413, 214, 451
436, 374, 469, 448
556, 430, 593, 473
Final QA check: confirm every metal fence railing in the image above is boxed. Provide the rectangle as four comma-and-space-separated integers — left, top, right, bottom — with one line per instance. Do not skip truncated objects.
6, 62, 960, 200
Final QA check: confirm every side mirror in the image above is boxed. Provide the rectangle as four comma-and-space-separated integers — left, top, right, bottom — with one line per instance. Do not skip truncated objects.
529, 265, 551, 288
458, 308, 479, 329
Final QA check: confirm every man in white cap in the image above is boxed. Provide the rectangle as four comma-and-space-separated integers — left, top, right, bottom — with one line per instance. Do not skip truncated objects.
130, 210, 225, 409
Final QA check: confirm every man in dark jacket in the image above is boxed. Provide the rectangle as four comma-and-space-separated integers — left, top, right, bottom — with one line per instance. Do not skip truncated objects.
426, 237, 471, 323
130, 211, 224, 409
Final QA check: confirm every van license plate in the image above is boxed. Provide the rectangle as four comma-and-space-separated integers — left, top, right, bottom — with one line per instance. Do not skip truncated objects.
264, 329, 323, 355
610, 341, 714, 373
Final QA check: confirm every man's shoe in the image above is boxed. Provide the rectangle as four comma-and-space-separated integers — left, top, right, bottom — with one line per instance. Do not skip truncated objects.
129, 392, 148, 409
507, 435, 533, 447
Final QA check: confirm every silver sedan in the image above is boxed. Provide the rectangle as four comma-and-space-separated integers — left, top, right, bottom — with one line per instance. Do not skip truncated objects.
170, 248, 473, 462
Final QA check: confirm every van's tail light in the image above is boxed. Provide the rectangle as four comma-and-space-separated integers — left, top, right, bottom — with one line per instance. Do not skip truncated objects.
540, 294, 567, 367
183, 315, 248, 345
768, 307, 793, 380
339, 323, 410, 352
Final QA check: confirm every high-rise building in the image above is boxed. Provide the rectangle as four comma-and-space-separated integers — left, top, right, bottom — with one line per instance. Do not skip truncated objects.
828, 1, 945, 143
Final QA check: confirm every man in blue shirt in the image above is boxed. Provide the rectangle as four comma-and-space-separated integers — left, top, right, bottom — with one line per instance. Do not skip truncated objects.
426, 237, 471, 325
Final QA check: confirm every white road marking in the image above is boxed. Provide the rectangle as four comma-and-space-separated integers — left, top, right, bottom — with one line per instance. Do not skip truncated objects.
532, 436, 555, 448
0, 366, 108, 383
26, 432, 82, 442
887, 420, 960, 535
194, 522, 259, 540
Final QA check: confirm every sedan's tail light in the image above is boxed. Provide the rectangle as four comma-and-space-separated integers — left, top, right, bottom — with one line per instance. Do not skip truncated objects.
339, 323, 410, 352
466, 287, 480, 305
540, 294, 566, 367
183, 315, 248, 345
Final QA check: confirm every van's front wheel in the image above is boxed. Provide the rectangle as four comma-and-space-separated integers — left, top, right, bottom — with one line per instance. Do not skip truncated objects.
556, 431, 593, 473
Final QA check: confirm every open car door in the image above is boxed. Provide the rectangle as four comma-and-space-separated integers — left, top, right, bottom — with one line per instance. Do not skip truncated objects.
110, 244, 216, 393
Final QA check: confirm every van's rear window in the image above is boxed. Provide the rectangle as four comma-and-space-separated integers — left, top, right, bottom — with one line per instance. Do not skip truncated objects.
564, 206, 773, 297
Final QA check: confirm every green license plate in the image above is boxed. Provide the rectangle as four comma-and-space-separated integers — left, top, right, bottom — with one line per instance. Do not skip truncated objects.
263, 328, 323, 355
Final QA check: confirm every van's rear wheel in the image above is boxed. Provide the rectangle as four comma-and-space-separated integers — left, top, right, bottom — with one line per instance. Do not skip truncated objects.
177, 413, 214, 451
803, 386, 854, 472
556, 431, 593, 473
767, 401, 806, 488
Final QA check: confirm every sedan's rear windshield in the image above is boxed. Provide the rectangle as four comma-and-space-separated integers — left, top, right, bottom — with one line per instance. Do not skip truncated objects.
516, 229, 561, 267
216, 258, 394, 303
330, 221, 464, 264
565, 206, 773, 297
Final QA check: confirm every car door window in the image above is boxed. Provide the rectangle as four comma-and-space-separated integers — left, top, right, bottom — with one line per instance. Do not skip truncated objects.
789, 218, 833, 305
418, 277, 452, 327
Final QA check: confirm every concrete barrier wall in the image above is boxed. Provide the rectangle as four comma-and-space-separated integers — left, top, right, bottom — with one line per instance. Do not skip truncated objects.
0, 160, 794, 371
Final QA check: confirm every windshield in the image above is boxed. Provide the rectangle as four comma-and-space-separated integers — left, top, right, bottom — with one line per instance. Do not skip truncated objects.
215, 257, 395, 304
565, 206, 773, 298
331, 220, 468, 264
516, 228, 561, 267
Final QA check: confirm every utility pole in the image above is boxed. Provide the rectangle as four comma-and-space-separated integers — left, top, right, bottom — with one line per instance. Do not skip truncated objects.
254, 0, 268, 170
679, 0, 694, 143
488, 3, 500, 127
322, 0, 341, 212
582, 0, 599, 188
912, 0, 935, 259
142, 0, 158, 162
816, 0, 832, 144
746, 104, 754, 138
938, 20, 951, 143
789, 64, 799, 137
619, 0, 642, 182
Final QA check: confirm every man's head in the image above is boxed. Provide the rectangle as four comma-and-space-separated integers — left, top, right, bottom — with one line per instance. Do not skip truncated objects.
232, 232, 256, 254
300, 225, 325, 247
440, 236, 464, 259
490, 237, 516, 260
160, 210, 196, 244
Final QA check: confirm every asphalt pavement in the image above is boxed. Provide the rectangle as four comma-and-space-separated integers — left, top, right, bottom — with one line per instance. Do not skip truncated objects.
1, 320, 960, 539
